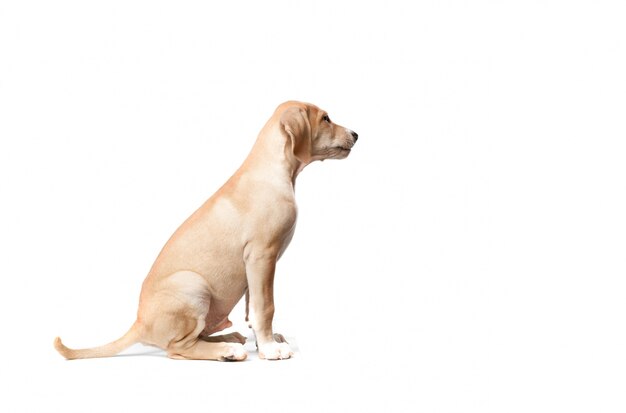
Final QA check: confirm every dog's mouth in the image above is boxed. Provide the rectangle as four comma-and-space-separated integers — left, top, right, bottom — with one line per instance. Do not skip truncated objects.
328, 146, 352, 159
320, 145, 352, 160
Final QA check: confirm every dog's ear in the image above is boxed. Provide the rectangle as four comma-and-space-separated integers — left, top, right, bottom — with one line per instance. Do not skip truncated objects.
280, 106, 312, 164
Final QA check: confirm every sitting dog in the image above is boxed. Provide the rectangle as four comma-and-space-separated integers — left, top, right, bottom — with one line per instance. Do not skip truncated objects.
54, 101, 358, 361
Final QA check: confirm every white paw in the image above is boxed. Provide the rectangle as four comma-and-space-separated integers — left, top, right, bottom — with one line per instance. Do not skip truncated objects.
258, 340, 293, 360
219, 343, 248, 361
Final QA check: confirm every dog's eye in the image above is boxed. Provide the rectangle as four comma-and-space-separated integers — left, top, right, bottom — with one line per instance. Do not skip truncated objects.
322, 115, 331, 123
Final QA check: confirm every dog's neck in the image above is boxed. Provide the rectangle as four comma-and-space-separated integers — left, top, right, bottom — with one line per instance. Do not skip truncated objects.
240, 126, 307, 190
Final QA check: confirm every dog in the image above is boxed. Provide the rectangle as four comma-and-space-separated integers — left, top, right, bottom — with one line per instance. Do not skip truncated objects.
54, 101, 358, 361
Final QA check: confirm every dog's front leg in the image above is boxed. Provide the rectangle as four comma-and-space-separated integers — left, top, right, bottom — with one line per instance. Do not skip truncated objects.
244, 253, 293, 360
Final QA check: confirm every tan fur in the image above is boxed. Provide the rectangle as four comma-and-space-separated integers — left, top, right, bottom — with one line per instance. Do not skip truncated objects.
54, 101, 358, 361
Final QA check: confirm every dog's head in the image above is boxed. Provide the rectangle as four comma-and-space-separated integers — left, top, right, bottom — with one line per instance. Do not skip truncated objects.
278, 101, 358, 165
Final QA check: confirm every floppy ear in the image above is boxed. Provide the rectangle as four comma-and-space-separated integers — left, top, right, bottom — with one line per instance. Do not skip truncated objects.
280, 106, 312, 164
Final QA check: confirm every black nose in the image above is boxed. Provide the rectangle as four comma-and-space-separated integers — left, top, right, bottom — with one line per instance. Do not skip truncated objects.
351, 131, 358, 142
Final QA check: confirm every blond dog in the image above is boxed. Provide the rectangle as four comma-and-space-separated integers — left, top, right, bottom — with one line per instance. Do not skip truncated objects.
55, 101, 358, 361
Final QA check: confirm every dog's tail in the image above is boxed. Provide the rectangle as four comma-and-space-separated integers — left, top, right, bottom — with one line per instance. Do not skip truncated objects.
54, 323, 141, 360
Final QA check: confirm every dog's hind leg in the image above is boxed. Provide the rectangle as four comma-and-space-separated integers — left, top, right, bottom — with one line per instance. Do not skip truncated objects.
168, 339, 247, 361
140, 270, 248, 361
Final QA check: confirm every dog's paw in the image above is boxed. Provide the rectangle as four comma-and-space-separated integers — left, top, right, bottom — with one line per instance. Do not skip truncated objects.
220, 332, 247, 344
231, 332, 247, 344
199, 331, 247, 344
258, 340, 293, 360
219, 343, 248, 362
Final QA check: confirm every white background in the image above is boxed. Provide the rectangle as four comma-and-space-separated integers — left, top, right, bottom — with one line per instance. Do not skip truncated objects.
1, 1, 625, 412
